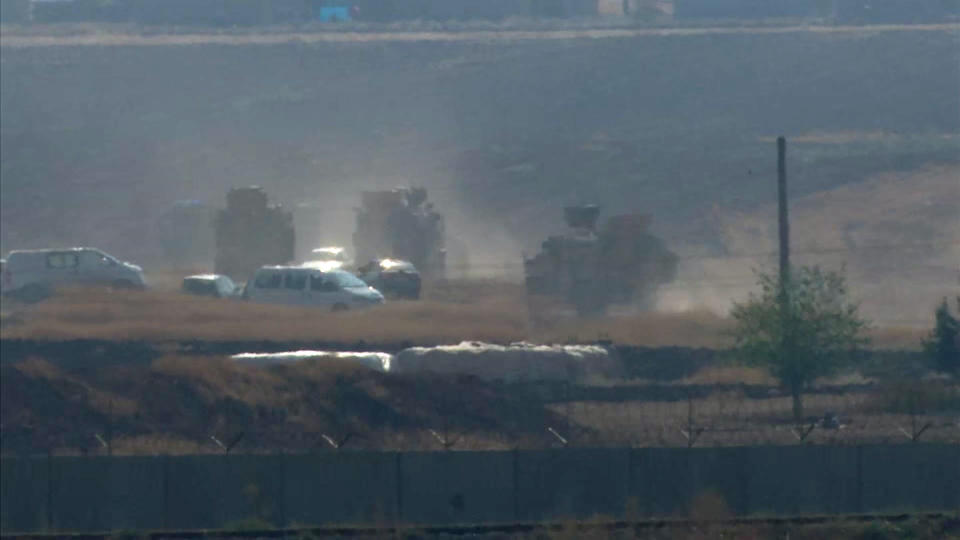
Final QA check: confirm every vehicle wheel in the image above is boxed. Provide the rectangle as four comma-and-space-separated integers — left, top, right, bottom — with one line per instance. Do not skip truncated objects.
331, 303, 349, 313
111, 279, 136, 290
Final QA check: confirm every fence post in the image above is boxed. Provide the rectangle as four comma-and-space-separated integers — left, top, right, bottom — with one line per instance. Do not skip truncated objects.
395, 452, 403, 525
277, 452, 286, 528
161, 454, 169, 530
46, 451, 53, 532
626, 446, 634, 519
855, 445, 864, 514
512, 448, 520, 522
737, 446, 750, 516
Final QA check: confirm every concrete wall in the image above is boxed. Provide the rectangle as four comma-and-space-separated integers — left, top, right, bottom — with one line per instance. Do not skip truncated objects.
49, 456, 165, 531
861, 444, 960, 512
2, 444, 958, 533
0, 457, 47, 533
517, 448, 630, 521
284, 452, 398, 526
400, 451, 514, 524
743, 445, 860, 516
164, 454, 285, 529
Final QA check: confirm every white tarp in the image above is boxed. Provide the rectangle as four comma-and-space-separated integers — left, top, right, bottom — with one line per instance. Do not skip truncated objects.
392, 341, 614, 382
231, 350, 392, 372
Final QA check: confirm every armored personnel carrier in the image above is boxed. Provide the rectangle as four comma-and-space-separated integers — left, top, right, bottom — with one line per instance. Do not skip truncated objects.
353, 187, 446, 279
214, 186, 294, 280
524, 205, 677, 317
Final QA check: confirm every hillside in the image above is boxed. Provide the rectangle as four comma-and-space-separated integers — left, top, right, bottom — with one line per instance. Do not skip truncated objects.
1, 24, 957, 321
665, 164, 960, 325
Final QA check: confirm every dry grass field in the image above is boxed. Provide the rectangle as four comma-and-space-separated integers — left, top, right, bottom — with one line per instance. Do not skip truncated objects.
0, 281, 927, 349
1, 273, 951, 457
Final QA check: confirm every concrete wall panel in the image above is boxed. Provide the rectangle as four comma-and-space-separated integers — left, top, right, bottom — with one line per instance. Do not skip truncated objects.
861, 444, 960, 512
0, 457, 48, 533
629, 447, 691, 517
400, 451, 514, 524
516, 448, 629, 521
165, 454, 285, 529
687, 446, 750, 515
100, 456, 165, 530
745, 445, 860, 516
284, 452, 398, 526
48, 457, 109, 531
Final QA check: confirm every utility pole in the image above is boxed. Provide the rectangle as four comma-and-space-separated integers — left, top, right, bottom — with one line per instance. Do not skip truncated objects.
778, 136, 799, 421
778, 136, 790, 297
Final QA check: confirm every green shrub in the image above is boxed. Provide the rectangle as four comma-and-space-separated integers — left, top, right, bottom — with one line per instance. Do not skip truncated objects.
924, 298, 960, 376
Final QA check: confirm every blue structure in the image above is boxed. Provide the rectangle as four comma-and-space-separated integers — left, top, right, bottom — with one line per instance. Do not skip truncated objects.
317, 6, 352, 22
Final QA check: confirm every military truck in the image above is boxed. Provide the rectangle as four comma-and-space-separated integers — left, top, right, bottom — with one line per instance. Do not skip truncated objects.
524, 205, 677, 317
214, 187, 295, 280
352, 187, 446, 279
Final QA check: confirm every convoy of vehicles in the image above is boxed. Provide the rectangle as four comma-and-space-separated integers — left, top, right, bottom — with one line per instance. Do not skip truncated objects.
3, 188, 676, 315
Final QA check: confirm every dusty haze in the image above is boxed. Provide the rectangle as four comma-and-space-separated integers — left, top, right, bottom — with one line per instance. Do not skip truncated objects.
1, 24, 958, 325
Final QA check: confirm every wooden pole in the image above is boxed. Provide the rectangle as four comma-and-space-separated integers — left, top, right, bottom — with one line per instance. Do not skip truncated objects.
778, 136, 790, 293
778, 136, 800, 421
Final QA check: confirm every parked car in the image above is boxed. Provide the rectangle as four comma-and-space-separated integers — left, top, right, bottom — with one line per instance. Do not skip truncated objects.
243, 265, 384, 311
356, 258, 421, 300
1, 247, 146, 302
181, 274, 239, 299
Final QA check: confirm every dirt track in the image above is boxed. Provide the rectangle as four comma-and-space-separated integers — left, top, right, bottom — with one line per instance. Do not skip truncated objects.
2, 23, 957, 48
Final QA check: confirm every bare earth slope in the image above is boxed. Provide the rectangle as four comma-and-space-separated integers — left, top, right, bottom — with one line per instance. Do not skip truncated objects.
664, 164, 960, 325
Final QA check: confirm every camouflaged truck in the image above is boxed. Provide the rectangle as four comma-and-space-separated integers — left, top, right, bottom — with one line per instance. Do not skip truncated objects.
352, 187, 446, 280
524, 205, 677, 317
214, 186, 294, 281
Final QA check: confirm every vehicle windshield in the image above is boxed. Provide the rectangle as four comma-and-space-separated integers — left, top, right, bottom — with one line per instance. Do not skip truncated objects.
93, 250, 120, 265
325, 270, 367, 289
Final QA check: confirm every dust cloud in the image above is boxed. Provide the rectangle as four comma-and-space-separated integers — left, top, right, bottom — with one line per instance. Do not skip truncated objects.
2, 27, 958, 328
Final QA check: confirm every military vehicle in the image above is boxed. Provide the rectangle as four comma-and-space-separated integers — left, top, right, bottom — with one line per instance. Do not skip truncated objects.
352, 187, 446, 279
157, 200, 215, 267
214, 186, 294, 280
523, 205, 677, 317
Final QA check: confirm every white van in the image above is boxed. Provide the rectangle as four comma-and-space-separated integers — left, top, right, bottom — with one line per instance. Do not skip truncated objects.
244, 266, 384, 311
1, 247, 146, 301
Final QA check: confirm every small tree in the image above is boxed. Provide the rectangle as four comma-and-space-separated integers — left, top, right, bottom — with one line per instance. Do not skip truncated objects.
731, 266, 869, 422
924, 298, 959, 376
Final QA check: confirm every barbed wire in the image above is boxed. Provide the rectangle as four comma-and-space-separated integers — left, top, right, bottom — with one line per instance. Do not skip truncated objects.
6, 385, 957, 456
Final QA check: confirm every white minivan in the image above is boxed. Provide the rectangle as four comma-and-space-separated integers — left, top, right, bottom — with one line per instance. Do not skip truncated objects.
244, 266, 384, 311
1, 247, 146, 301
